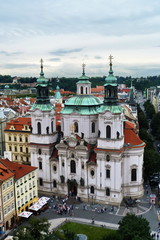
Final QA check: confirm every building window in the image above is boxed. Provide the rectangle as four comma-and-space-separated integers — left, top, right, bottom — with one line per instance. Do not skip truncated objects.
8, 205, 10, 212
82, 164, 84, 169
26, 157, 29, 162
53, 165, 57, 172
20, 136, 22, 142
39, 178, 43, 186
131, 168, 137, 181
70, 160, 76, 173
62, 162, 64, 167
26, 148, 28, 153
11, 191, 13, 197
15, 146, 17, 152
20, 147, 23, 152
80, 178, 85, 187
10, 179, 13, 185
106, 188, 110, 196
80, 86, 83, 94
14, 136, 17, 141
106, 125, 111, 139
11, 202, 14, 209
106, 169, 110, 178
53, 180, 57, 188
91, 122, 95, 133
25, 137, 28, 142
15, 155, 17, 160
90, 186, 94, 194
7, 193, 10, 200
37, 122, 41, 134
117, 131, 120, 139
38, 149, 41, 155
9, 146, 12, 151
3, 184, 5, 190
60, 175, 65, 184
4, 208, 7, 216
8, 136, 11, 141
3, 195, 6, 203
106, 155, 110, 162
7, 181, 9, 188
91, 170, 95, 176
74, 122, 78, 133
51, 121, 54, 133
39, 161, 42, 170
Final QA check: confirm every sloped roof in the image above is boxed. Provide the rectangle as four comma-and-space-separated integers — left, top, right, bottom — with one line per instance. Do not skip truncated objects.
5, 117, 31, 131
0, 158, 37, 180
124, 121, 145, 148
0, 162, 14, 182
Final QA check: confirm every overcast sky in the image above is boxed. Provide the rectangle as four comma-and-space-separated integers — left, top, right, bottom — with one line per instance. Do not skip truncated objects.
0, 0, 160, 78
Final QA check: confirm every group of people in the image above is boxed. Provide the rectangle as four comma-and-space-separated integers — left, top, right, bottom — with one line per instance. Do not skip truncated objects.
53, 201, 74, 216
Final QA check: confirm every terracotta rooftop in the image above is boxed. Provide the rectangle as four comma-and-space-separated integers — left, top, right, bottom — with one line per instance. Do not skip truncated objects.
0, 158, 37, 180
0, 162, 14, 182
5, 117, 31, 131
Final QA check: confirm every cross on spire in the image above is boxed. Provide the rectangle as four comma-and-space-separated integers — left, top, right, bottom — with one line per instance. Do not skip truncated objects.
82, 63, 86, 76
108, 54, 113, 65
40, 58, 44, 76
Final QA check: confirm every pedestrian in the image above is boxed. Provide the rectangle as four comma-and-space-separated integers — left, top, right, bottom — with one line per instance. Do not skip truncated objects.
92, 218, 95, 224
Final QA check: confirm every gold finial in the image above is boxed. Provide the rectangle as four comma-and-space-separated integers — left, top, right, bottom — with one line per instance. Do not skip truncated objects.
82, 63, 86, 76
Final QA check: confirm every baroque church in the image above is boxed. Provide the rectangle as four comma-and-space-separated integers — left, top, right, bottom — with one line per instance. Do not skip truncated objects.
30, 57, 145, 206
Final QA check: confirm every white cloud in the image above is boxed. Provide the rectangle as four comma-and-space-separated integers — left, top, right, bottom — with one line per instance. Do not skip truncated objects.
0, 0, 160, 77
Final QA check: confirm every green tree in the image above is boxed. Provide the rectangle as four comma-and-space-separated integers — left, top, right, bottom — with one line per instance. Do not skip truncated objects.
118, 214, 152, 240
13, 217, 58, 240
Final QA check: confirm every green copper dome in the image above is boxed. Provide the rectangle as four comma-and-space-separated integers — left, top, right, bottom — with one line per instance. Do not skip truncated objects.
65, 95, 102, 106
61, 95, 102, 115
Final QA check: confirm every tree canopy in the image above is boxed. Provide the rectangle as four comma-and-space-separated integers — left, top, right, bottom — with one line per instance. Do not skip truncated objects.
118, 214, 152, 240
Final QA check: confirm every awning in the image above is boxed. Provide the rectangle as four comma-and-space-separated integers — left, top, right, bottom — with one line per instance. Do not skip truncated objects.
18, 211, 33, 218
38, 199, 47, 206
39, 196, 50, 202
29, 203, 42, 211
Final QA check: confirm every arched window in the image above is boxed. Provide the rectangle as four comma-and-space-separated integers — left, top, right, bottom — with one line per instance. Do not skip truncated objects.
131, 168, 137, 181
91, 122, 95, 133
90, 186, 94, 194
46, 126, 49, 134
91, 170, 95, 176
53, 180, 57, 188
86, 87, 88, 94
117, 131, 120, 139
106, 155, 110, 162
80, 86, 83, 94
74, 122, 78, 133
51, 121, 54, 133
106, 125, 111, 139
37, 122, 41, 134
70, 160, 76, 173
38, 149, 41, 155
106, 188, 110, 196
106, 169, 110, 178
71, 153, 74, 158
26, 148, 28, 153
39, 161, 42, 170
39, 178, 43, 186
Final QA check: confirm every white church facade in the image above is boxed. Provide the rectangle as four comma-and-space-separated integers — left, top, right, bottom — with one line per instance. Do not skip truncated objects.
30, 58, 145, 206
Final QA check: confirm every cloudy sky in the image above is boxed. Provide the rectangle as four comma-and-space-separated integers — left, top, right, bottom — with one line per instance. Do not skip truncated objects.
0, 0, 160, 78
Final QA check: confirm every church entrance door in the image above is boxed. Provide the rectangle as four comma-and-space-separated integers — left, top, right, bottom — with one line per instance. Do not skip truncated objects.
67, 179, 77, 196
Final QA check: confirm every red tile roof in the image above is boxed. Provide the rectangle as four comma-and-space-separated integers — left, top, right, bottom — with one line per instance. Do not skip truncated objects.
0, 158, 37, 180
0, 162, 14, 182
5, 117, 31, 131
124, 121, 145, 148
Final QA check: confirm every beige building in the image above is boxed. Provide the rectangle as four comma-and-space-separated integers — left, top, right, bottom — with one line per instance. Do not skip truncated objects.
0, 159, 38, 217
4, 117, 31, 164
0, 162, 15, 232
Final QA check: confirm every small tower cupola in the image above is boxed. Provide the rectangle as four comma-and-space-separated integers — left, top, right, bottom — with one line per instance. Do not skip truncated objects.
36, 59, 50, 105
104, 55, 118, 105
76, 63, 91, 95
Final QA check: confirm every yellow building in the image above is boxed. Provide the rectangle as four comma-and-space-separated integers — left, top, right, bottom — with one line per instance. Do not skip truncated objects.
0, 162, 15, 232
0, 159, 38, 217
4, 117, 31, 164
